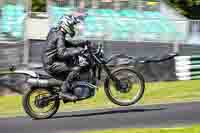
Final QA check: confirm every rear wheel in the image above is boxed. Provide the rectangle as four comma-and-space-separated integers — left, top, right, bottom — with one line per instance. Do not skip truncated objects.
104, 67, 145, 106
23, 88, 60, 119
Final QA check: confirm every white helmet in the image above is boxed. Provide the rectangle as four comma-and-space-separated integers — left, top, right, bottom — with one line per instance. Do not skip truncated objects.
58, 15, 82, 37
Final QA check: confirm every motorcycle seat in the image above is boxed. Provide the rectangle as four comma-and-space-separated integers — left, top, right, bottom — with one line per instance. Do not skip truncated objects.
35, 70, 53, 79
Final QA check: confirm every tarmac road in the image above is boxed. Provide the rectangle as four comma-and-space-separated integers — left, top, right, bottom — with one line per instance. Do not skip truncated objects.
1, 102, 200, 133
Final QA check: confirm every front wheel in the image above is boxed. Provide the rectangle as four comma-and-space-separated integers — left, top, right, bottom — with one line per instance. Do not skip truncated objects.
22, 88, 60, 119
104, 67, 145, 106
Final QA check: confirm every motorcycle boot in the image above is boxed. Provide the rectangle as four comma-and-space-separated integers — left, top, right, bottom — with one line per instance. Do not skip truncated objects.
60, 92, 78, 101
60, 69, 80, 101
61, 82, 78, 101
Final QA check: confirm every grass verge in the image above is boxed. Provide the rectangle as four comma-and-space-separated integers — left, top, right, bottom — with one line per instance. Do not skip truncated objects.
81, 125, 200, 133
1, 80, 200, 117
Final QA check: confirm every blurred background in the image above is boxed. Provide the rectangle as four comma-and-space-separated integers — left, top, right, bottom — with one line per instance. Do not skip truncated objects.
0, 0, 200, 94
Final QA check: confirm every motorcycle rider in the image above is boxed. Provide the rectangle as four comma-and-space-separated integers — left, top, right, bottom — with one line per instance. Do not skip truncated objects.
42, 14, 89, 101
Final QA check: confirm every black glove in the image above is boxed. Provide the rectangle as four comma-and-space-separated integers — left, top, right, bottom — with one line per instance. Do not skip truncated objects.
79, 40, 91, 48
86, 40, 91, 44
83, 40, 91, 47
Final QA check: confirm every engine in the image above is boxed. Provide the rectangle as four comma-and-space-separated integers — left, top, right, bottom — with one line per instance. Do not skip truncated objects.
72, 82, 96, 100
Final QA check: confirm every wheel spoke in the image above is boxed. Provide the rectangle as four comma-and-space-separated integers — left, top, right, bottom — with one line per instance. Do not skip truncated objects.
27, 89, 56, 116
106, 68, 144, 106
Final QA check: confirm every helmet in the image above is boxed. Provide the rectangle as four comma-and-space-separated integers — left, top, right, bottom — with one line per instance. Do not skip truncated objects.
58, 15, 82, 37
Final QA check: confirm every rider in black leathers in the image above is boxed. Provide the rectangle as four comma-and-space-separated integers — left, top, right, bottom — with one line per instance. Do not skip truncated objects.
42, 15, 89, 101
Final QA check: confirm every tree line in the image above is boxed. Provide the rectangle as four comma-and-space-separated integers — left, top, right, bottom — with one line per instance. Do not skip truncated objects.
167, 0, 200, 19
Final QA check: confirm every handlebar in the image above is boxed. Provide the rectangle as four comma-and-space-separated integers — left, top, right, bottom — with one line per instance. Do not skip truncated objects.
84, 41, 103, 55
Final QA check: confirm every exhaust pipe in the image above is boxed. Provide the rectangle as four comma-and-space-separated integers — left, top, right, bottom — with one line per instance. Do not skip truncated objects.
27, 78, 63, 88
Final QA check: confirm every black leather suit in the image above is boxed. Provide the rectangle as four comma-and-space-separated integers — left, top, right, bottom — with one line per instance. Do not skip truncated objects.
42, 27, 87, 91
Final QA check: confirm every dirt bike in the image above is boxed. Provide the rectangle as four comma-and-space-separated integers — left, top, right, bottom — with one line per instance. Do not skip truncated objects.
20, 41, 145, 119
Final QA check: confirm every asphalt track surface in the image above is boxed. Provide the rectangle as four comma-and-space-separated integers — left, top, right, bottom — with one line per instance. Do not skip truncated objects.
1, 102, 200, 133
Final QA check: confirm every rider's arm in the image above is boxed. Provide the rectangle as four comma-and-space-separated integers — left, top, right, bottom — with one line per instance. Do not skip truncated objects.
57, 36, 83, 60
65, 40, 87, 48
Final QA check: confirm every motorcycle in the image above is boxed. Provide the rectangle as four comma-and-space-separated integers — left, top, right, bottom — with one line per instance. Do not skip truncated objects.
20, 41, 145, 119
